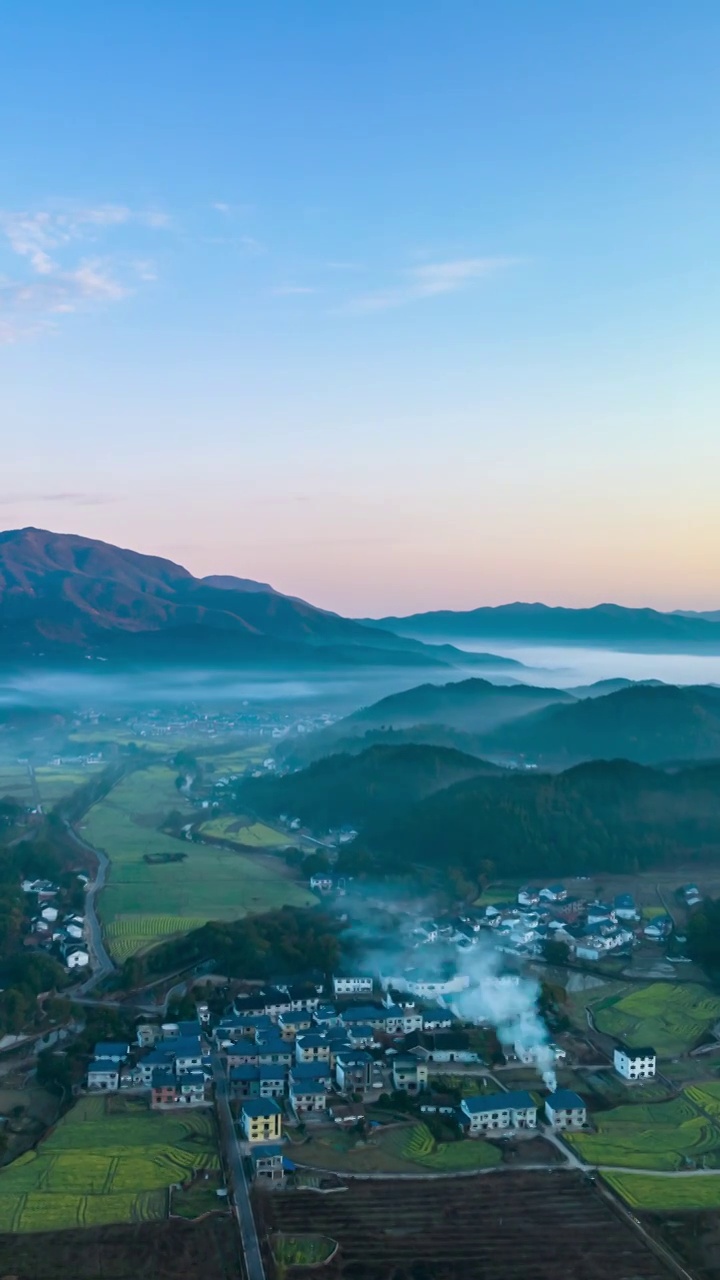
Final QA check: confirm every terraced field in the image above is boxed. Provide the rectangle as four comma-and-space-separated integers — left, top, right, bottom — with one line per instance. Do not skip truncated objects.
83, 765, 316, 956
568, 1085, 720, 1171
0, 764, 33, 802
592, 982, 720, 1057
0, 1096, 219, 1232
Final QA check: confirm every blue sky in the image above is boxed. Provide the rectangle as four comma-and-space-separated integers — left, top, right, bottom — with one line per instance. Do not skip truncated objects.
1, 1, 719, 613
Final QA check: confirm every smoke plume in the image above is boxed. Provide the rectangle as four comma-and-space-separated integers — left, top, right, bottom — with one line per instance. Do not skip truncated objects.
452, 942, 557, 1091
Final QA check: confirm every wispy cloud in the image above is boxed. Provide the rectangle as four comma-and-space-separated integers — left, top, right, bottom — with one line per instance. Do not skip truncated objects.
0, 492, 120, 506
270, 284, 316, 296
343, 256, 518, 313
0, 204, 169, 341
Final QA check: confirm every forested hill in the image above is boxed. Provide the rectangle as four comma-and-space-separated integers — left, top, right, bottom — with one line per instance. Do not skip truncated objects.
238, 743, 501, 830
360, 759, 720, 880
346, 677, 574, 732
483, 683, 720, 766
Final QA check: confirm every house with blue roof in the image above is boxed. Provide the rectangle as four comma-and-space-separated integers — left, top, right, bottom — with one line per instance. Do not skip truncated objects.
460, 1091, 537, 1133
544, 1089, 586, 1128
93, 1041, 129, 1063
251, 1143, 284, 1181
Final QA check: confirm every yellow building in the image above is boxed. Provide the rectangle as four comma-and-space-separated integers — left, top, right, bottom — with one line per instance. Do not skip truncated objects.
241, 1098, 282, 1143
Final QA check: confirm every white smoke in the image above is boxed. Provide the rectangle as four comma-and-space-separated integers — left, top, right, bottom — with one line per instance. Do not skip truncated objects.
452, 942, 557, 1092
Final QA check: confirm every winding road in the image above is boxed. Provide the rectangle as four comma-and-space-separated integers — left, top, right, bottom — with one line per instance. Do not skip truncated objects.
63, 821, 115, 993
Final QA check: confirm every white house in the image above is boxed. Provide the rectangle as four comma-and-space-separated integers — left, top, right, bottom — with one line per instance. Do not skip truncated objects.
461, 1091, 537, 1133
613, 1044, 657, 1081
539, 885, 567, 902
40, 906, 59, 923
87, 1059, 119, 1091
333, 976, 373, 996
295, 1033, 330, 1064
544, 1089, 586, 1128
379, 972, 470, 1000
517, 888, 540, 907
289, 1081, 328, 1115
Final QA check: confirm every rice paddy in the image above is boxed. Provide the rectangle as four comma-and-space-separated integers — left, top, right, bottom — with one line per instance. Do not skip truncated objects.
0, 1096, 219, 1232
199, 814, 295, 847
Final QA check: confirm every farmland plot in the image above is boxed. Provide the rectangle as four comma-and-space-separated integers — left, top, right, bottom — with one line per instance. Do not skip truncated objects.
592, 982, 720, 1057
0, 1096, 219, 1232
568, 1088, 720, 1171
258, 1171, 675, 1280
83, 765, 316, 956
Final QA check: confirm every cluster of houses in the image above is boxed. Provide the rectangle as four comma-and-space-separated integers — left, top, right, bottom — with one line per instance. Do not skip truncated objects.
86, 1019, 212, 1108
210, 972, 593, 1156
416, 885, 665, 963
21, 878, 90, 971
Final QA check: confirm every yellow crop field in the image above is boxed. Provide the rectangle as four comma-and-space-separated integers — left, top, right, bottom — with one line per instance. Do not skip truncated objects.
0, 1096, 218, 1232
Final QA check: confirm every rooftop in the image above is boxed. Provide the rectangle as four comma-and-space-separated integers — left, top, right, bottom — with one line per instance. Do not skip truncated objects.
616, 1042, 656, 1058
242, 1098, 282, 1118
462, 1090, 535, 1113
546, 1089, 585, 1110
88, 1058, 119, 1073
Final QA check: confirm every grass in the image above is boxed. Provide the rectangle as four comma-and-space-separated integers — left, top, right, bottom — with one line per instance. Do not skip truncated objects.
592, 982, 720, 1057
0, 1096, 218, 1232
171, 1173, 226, 1219
603, 1171, 720, 1210
82, 765, 317, 956
271, 1234, 336, 1266
568, 1085, 720, 1172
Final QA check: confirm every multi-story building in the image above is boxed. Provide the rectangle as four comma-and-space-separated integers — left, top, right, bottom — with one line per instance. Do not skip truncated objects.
613, 1044, 657, 1081
240, 1098, 282, 1143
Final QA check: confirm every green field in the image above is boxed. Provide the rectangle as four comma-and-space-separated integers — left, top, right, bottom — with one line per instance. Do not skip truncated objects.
83, 766, 317, 957
0, 1096, 219, 1232
0, 764, 33, 802
569, 1084, 720, 1172
293, 1121, 501, 1175
603, 1171, 720, 1210
592, 982, 720, 1057
35, 764, 105, 806
200, 814, 295, 847
272, 1235, 337, 1266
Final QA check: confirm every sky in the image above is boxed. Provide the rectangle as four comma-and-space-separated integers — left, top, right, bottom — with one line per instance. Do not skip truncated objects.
1, 1, 719, 617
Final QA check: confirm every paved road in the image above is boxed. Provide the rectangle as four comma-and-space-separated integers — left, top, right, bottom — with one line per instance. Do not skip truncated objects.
212, 1050, 265, 1280
64, 822, 114, 993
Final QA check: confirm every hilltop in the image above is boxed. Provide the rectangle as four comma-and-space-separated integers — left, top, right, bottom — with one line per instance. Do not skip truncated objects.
483, 683, 720, 766
238, 742, 502, 831
0, 528, 515, 672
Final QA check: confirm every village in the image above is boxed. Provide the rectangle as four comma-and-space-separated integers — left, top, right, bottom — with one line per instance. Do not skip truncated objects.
80, 955, 668, 1190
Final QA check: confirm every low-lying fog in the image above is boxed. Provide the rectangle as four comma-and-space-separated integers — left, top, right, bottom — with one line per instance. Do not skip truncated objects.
424, 642, 720, 690
1, 644, 719, 718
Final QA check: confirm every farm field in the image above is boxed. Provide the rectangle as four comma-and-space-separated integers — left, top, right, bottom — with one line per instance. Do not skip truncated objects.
289, 1121, 501, 1175
257, 1171, 675, 1280
603, 1171, 720, 1211
0, 1216, 243, 1279
592, 982, 720, 1057
199, 815, 294, 847
568, 1084, 720, 1171
34, 763, 105, 806
0, 1096, 219, 1233
83, 765, 316, 956
0, 763, 33, 803
271, 1234, 336, 1266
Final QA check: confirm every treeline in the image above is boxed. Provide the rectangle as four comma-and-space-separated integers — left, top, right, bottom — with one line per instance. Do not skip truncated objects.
343, 758, 720, 884
687, 899, 720, 974
0, 830, 83, 1036
121, 905, 346, 987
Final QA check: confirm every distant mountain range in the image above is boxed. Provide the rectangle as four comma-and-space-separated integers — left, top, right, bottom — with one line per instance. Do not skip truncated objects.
0, 528, 518, 673
279, 676, 720, 769
364, 601, 720, 653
